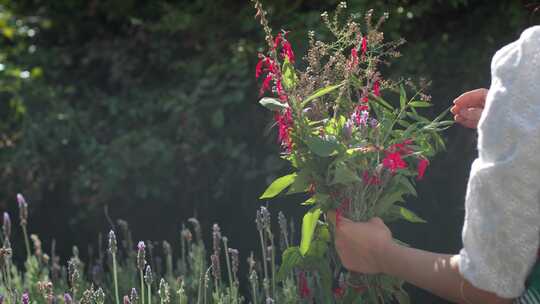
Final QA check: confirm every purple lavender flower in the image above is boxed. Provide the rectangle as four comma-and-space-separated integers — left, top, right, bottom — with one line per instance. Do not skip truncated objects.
22, 291, 29, 304
64, 293, 73, 304
137, 241, 146, 271
369, 118, 378, 128
2, 212, 10, 239
212, 224, 221, 254
342, 120, 354, 140
16, 193, 27, 208
0, 294, 4, 304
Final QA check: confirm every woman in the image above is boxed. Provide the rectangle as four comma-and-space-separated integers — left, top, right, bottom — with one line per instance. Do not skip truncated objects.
332, 26, 540, 303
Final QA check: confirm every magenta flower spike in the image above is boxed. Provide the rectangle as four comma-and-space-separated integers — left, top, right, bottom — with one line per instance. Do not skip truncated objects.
22, 292, 29, 304
64, 293, 73, 304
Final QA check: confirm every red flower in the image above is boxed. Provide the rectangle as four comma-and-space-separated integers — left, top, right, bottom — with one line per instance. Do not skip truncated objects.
281, 40, 295, 63
350, 47, 359, 69
361, 36, 367, 58
362, 171, 381, 185
417, 158, 429, 180
260, 74, 273, 96
361, 95, 369, 103
276, 79, 287, 102
390, 140, 413, 155
255, 56, 264, 79
333, 287, 345, 299
298, 271, 311, 299
275, 108, 293, 152
373, 80, 381, 97
273, 33, 282, 50
382, 152, 407, 173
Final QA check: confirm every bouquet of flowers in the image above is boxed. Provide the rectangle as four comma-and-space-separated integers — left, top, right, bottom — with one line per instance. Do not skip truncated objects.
253, 1, 452, 303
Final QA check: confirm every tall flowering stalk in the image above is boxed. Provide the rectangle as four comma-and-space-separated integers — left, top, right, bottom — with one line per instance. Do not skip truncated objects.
144, 265, 153, 304
109, 230, 120, 304
253, 1, 452, 302
137, 241, 146, 304
17, 194, 31, 260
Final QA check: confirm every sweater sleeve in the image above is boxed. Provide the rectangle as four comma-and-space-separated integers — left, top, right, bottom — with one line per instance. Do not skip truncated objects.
458, 26, 540, 299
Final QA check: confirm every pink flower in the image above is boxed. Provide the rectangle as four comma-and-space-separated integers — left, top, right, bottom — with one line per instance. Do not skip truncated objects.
373, 80, 380, 97
417, 159, 429, 180
382, 152, 407, 173
389, 139, 413, 155
361, 36, 367, 58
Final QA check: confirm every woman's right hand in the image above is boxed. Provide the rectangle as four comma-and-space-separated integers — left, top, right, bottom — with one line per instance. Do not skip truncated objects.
451, 88, 488, 129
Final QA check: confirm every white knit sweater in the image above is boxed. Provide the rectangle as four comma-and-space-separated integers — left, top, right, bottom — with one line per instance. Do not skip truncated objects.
458, 26, 540, 298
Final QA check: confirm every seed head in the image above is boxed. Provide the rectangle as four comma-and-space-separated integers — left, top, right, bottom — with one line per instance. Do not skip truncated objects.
144, 265, 153, 285
158, 278, 170, 304
130, 288, 138, 304
212, 223, 221, 254
163, 240, 171, 256
228, 248, 240, 276
210, 254, 221, 282
94, 287, 105, 304
108, 230, 117, 255
2, 212, 11, 239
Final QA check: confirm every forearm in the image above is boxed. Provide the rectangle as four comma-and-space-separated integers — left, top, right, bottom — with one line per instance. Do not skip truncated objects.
381, 243, 512, 304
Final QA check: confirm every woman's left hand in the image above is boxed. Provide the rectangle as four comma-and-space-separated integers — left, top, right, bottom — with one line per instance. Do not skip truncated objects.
328, 211, 394, 274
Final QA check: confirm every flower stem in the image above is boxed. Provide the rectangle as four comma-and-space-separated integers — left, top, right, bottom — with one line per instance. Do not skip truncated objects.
147, 283, 152, 304
257, 229, 269, 299
140, 270, 145, 304
21, 225, 31, 260
112, 254, 120, 304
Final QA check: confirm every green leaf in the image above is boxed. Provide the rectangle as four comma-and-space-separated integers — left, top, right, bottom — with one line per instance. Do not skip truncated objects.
259, 173, 297, 199
282, 59, 298, 90
331, 162, 360, 185
258, 97, 289, 111
301, 83, 343, 107
372, 96, 394, 111
409, 101, 432, 108
396, 175, 417, 197
286, 170, 310, 195
276, 246, 303, 281
399, 84, 407, 109
305, 136, 340, 157
300, 208, 322, 256
374, 187, 406, 215
302, 193, 329, 206
390, 205, 427, 223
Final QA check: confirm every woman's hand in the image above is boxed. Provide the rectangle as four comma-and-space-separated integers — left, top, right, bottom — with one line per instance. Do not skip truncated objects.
328, 211, 393, 274
451, 88, 488, 129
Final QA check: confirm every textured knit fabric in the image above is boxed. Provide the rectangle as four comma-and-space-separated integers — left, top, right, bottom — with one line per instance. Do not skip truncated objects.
458, 26, 540, 299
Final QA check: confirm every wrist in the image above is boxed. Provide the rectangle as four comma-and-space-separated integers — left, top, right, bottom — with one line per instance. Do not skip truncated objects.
378, 239, 400, 275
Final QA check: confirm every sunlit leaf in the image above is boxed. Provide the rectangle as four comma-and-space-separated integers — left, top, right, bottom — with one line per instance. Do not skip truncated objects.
301, 83, 343, 107
259, 173, 296, 199
300, 208, 322, 256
